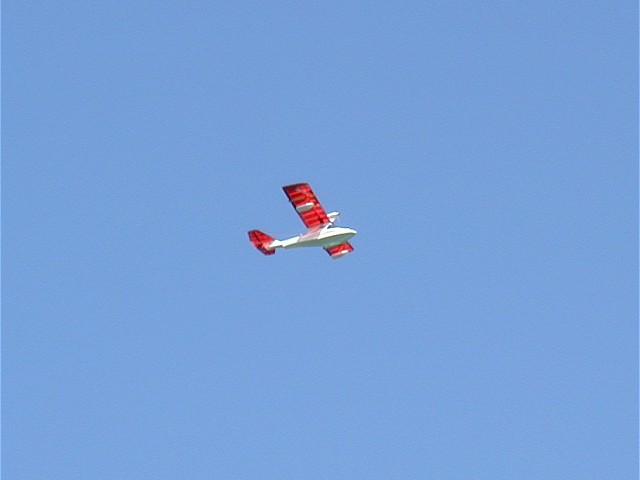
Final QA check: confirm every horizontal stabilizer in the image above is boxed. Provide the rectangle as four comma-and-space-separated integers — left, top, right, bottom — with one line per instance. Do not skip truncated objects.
248, 230, 276, 255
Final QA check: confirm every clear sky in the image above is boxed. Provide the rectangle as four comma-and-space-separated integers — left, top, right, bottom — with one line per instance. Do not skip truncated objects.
4, 2, 637, 478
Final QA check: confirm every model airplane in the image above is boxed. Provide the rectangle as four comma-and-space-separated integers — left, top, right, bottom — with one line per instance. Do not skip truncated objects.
248, 183, 357, 259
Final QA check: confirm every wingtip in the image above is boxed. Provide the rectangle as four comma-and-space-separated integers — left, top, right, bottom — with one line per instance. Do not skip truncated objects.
282, 182, 309, 191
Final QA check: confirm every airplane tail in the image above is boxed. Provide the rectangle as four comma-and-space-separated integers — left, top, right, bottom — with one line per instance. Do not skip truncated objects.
248, 230, 277, 255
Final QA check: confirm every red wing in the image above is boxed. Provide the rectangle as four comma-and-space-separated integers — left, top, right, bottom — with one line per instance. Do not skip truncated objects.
282, 183, 330, 228
325, 242, 354, 258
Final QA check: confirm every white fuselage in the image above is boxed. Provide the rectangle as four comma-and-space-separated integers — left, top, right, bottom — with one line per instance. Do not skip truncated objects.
271, 225, 357, 250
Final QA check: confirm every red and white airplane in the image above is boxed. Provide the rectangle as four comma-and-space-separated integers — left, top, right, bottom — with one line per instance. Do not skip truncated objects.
248, 183, 357, 259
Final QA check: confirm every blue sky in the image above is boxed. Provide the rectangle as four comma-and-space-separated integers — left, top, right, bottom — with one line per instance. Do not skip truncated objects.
4, 2, 637, 478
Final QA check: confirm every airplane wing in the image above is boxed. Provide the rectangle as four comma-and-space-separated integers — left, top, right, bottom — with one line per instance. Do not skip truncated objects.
325, 242, 354, 258
282, 183, 330, 228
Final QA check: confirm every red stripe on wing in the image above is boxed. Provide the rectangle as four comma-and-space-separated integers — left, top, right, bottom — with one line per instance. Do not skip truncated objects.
282, 183, 330, 228
325, 242, 354, 258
